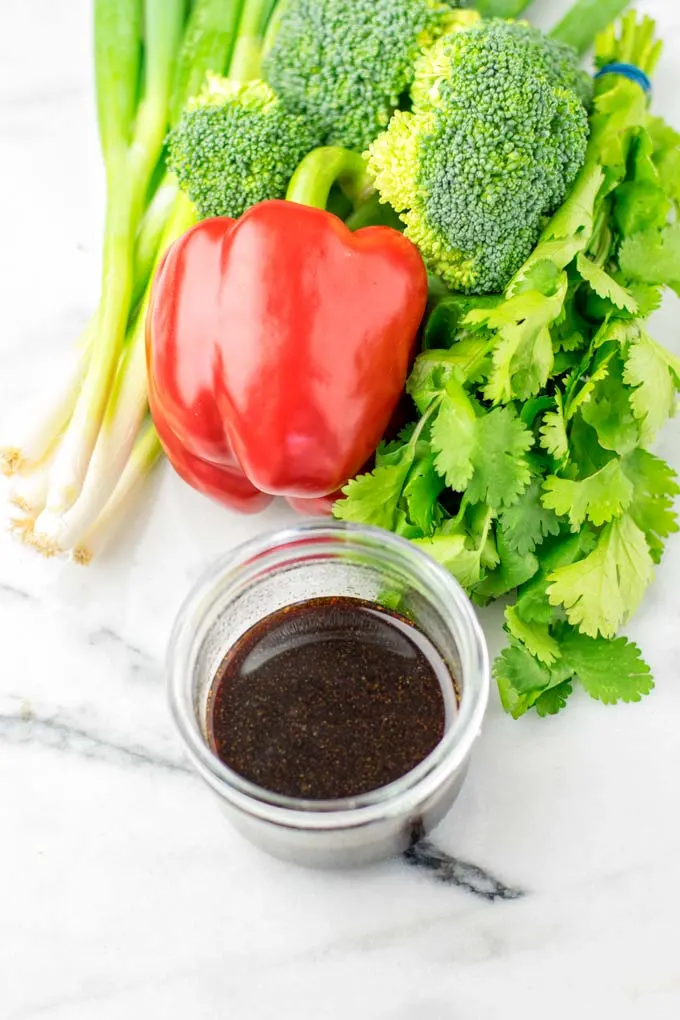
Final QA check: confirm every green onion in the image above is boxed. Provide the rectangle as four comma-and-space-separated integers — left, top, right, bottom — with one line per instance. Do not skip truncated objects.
45, 0, 187, 515
550, 0, 632, 58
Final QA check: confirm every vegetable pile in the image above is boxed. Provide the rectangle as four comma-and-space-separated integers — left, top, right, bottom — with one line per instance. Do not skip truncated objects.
4, 0, 680, 720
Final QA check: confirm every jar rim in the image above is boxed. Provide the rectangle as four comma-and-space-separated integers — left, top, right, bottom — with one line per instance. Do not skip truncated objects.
167, 521, 489, 830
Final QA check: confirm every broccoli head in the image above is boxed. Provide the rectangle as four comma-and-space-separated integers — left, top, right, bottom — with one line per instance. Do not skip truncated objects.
167, 77, 321, 219
263, 0, 479, 153
367, 20, 592, 295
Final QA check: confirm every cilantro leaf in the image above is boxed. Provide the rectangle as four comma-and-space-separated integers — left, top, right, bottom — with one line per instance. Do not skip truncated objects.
493, 644, 553, 719
622, 449, 680, 564
623, 333, 680, 444
552, 281, 590, 353
336, 429, 420, 530
559, 629, 654, 705
619, 222, 680, 294
515, 530, 597, 626
493, 642, 573, 720
613, 180, 672, 237
402, 449, 445, 536
564, 343, 617, 422
539, 392, 569, 462
466, 408, 533, 509
647, 115, 680, 204
407, 342, 491, 415
431, 385, 532, 509
580, 355, 640, 456
542, 458, 635, 531
467, 284, 565, 403
521, 395, 555, 429
422, 294, 500, 352
547, 514, 654, 639
567, 414, 615, 478
576, 253, 638, 313
512, 258, 562, 297
413, 532, 484, 591
474, 521, 539, 602
613, 130, 672, 234
430, 380, 477, 491
539, 164, 605, 248
335, 461, 412, 530
501, 477, 561, 556
627, 282, 663, 317
505, 604, 561, 665
535, 681, 574, 717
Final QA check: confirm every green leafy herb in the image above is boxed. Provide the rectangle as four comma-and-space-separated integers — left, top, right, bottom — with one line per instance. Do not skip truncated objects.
334, 13, 680, 718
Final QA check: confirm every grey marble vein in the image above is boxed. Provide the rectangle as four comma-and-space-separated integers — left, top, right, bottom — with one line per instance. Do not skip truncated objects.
404, 839, 525, 901
0, 707, 191, 775
86, 625, 162, 678
0, 580, 32, 602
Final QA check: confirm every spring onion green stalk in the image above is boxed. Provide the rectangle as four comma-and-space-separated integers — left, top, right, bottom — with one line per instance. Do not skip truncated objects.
132, 0, 247, 308
550, 0, 631, 57
130, 176, 181, 308
132, 0, 247, 298
32, 194, 197, 556
45, 0, 187, 515
229, 0, 275, 80
261, 0, 289, 62
92, 0, 142, 164
468, 1, 533, 16
170, 0, 245, 124
73, 420, 163, 565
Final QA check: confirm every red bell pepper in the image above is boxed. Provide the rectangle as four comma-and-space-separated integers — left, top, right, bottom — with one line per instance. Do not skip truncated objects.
146, 147, 428, 514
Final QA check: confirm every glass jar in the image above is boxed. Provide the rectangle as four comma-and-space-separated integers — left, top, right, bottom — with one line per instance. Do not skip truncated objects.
167, 522, 489, 868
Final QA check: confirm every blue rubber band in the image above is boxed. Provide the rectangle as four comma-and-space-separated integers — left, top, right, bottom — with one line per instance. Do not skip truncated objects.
594, 62, 652, 95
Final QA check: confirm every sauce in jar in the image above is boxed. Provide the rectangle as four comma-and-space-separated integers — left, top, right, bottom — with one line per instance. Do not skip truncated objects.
207, 596, 455, 800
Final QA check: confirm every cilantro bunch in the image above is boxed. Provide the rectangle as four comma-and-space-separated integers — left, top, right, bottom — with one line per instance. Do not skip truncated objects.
335, 13, 680, 719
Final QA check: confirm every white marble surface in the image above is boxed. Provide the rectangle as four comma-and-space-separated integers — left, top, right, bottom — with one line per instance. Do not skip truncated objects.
2, 1, 680, 1017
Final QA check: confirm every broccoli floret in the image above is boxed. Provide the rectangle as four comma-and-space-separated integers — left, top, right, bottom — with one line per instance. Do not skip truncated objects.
167, 77, 321, 219
367, 20, 592, 294
263, 0, 479, 152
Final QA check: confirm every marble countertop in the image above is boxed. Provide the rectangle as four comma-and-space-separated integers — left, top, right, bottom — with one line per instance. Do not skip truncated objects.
2, 1, 679, 1017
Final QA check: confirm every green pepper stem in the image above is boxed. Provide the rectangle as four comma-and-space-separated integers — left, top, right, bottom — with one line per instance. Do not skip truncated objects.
285, 147, 375, 213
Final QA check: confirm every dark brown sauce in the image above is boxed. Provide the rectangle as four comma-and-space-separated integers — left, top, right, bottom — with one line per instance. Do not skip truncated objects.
206, 596, 452, 800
